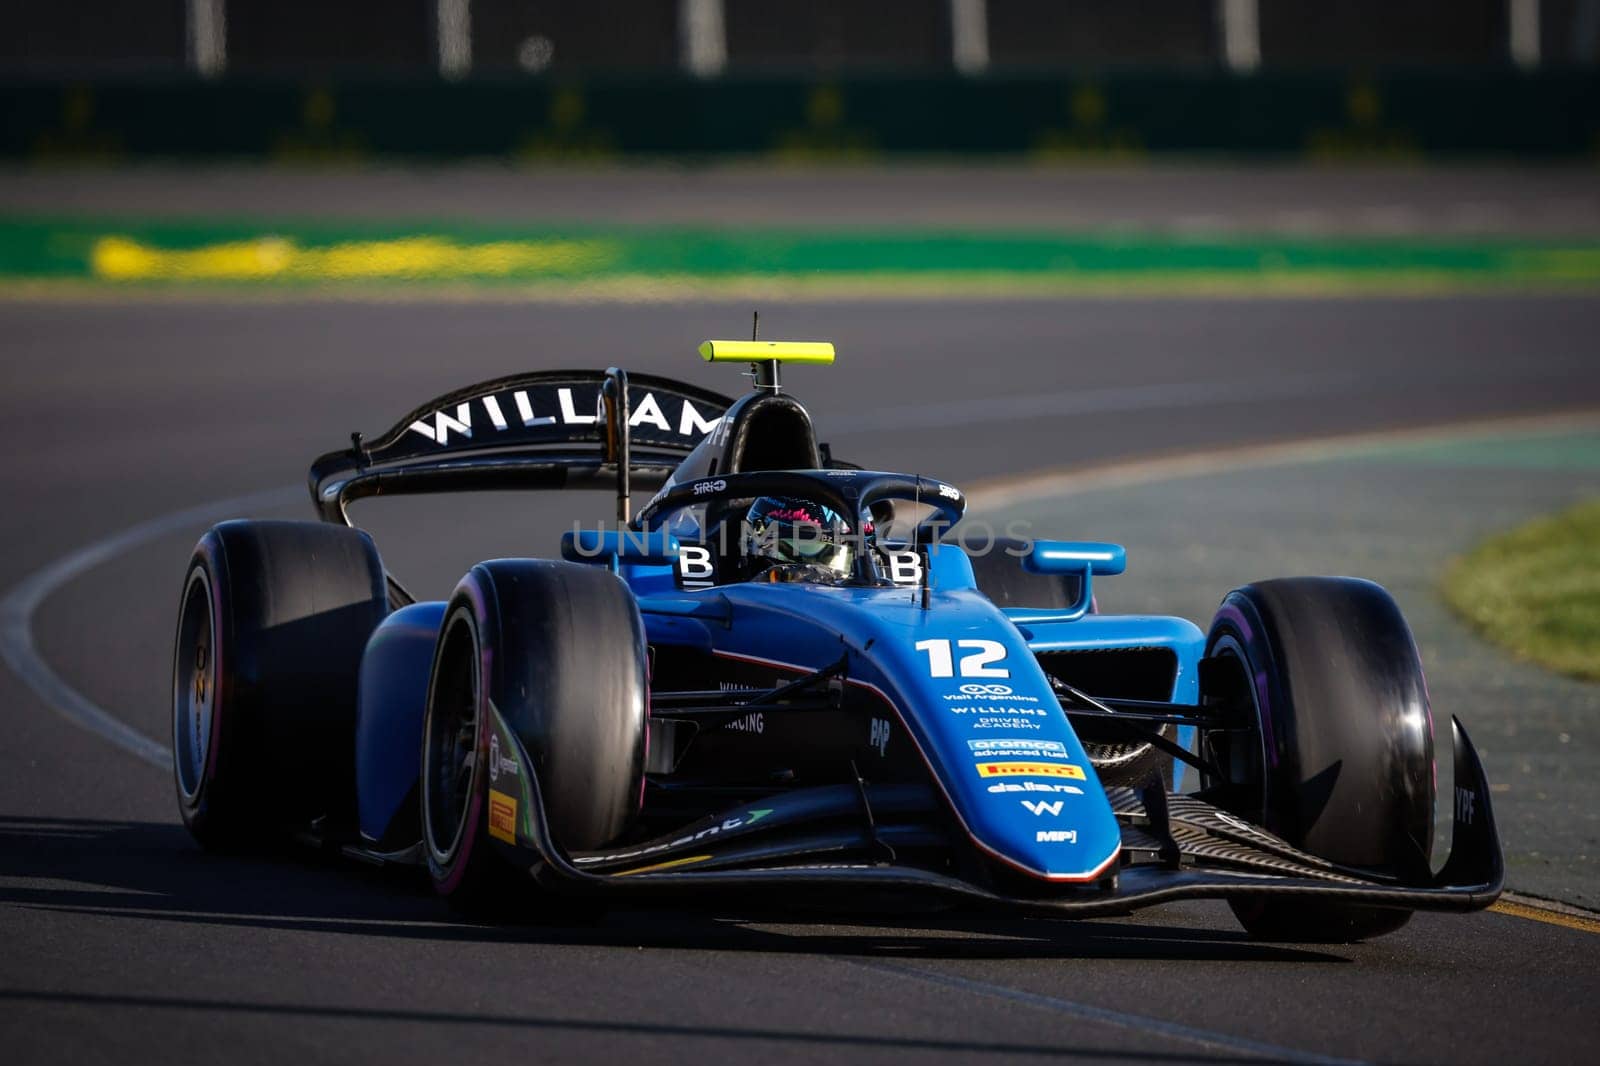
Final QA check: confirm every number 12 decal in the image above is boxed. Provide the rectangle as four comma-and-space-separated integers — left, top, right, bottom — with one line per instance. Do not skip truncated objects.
914, 638, 1010, 678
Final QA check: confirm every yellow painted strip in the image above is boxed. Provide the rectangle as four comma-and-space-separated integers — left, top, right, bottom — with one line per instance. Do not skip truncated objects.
1490, 899, 1600, 935
698, 339, 836, 364
90, 235, 617, 282
614, 854, 713, 876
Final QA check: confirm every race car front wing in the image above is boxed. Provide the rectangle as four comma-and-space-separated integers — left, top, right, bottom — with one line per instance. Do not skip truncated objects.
491, 714, 1502, 918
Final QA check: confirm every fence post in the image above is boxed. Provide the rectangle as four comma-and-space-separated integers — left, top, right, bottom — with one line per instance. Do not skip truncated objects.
1510, 0, 1541, 68
950, 0, 989, 75
188, 0, 227, 78
1220, 0, 1260, 73
438, 0, 472, 79
681, 0, 727, 77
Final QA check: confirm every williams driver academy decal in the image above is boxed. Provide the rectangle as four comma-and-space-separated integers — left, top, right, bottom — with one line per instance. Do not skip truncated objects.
945, 705, 1048, 716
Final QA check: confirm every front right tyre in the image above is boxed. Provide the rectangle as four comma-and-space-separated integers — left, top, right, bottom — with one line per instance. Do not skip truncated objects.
1203, 576, 1435, 942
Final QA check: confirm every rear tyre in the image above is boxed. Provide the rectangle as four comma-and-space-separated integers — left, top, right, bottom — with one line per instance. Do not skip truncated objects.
172, 520, 389, 849
1203, 577, 1435, 942
422, 560, 648, 921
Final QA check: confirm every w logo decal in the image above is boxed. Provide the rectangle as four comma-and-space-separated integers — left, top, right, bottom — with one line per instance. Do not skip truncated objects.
1021, 800, 1064, 816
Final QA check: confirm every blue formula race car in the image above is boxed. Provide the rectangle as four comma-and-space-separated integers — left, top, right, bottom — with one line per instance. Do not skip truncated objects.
171, 340, 1502, 941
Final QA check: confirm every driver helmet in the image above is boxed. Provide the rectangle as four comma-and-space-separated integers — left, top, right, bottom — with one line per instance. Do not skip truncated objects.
742, 496, 865, 577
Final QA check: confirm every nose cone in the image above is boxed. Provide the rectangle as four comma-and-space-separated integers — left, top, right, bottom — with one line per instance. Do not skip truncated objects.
860, 594, 1123, 883
713, 583, 1123, 883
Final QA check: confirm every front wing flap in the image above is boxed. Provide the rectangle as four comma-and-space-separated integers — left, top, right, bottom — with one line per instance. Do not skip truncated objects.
487, 709, 1502, 917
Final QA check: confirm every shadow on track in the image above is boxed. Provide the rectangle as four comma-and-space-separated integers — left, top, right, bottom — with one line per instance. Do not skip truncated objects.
0, 815, 1346, 966
0, 988, 1281, 1064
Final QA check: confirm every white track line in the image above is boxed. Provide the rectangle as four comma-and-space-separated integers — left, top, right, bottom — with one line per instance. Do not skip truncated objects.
968, 408, 1600, 513
821, 366, 1590, 439
0, 485, 304, 768
819, 373, 1348, 435
848, 958, 1369, 1065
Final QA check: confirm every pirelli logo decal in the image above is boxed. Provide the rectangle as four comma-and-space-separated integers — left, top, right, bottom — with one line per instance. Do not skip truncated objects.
488, 789, 518, 844
976, 761, 1086, 781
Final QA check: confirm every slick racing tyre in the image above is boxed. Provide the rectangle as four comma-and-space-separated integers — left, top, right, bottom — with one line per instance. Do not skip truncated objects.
172, 520, 389, 849
1203, 577, 1435, 942
422, 560, 648, 921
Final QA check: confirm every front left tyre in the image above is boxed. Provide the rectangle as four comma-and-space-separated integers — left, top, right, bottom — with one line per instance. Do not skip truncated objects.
421, 559, 649, 920
172, 520, 389, 849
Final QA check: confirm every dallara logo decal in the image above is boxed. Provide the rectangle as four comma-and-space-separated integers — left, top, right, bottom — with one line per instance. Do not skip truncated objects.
487, 789, 517, 844
975, 761, 1086, 780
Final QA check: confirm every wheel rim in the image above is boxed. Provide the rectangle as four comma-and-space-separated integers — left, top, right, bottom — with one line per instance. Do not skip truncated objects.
1207, 632, 1268, 819
173, 568, 215, 802
423, 611, 480, 865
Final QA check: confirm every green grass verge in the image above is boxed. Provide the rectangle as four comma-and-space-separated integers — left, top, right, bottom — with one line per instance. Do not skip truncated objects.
1443, 499, 1600, 682
2, 216, 1600, 293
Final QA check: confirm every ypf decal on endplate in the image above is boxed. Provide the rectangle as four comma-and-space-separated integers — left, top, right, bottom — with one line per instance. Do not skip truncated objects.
975, 761, 1086, 781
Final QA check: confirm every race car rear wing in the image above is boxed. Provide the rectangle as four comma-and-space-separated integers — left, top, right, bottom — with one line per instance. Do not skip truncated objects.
307, 368, 734, 526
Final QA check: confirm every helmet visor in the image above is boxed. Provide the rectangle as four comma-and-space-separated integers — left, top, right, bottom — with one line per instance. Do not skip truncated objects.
776, 536, 853, 572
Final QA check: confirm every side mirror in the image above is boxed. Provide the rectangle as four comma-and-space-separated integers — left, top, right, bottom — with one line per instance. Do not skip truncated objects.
1004, 541, 1126, 622
561, 528, 681, 567
1022, 541, 1127, 578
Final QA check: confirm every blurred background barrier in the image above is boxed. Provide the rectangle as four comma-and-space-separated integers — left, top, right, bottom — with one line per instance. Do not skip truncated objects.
2, 0, 1596, 160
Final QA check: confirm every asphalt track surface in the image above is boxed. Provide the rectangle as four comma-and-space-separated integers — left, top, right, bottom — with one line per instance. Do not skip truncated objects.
6, 164, 1600, 235
988, 422, 1600, 908
3, 294, 1600, 1064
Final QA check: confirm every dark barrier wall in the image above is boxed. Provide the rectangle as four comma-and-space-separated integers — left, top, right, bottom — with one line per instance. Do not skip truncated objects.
724, 0, 950, 72
1259, 0, 1507, 67
987, 0, 1219, 69
226, 0, 435, 74
3, 1, 1597, 76
1543, 0, 1600, 65
4, 72, 1596, 160
470, 0, 680, 73
0, 1, 187, 75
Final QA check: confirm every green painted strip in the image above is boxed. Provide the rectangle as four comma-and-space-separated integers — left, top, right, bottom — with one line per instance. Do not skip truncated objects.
1340, 433, 1600, 471
2, 216, 1599, 289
